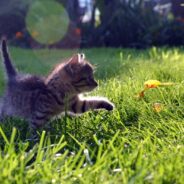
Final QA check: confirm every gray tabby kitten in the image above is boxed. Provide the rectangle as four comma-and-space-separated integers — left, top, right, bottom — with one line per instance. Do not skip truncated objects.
0, 39, 114, 133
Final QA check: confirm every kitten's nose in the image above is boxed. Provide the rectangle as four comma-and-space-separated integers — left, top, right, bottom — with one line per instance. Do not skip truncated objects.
88, 78, 98, 88
92, 80, 98, 88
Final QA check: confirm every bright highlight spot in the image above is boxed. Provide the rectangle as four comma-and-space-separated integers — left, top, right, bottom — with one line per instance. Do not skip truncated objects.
26, 0, 69, 45
153, 103, 164, 112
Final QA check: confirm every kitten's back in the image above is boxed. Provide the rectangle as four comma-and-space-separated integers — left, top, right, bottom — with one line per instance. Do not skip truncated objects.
15, 75, 46, 91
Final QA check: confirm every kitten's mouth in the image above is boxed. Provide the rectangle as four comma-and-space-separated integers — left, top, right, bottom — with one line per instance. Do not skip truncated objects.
73, 80, 98, 92
88, 83, 98, 91
75, 85, 97, 93
89, 80, 98, 88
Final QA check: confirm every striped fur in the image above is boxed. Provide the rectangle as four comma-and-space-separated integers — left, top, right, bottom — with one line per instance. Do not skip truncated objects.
0, 39, 114, 133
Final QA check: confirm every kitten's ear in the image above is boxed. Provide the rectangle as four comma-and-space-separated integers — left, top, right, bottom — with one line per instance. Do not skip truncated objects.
65, 53, 85, 75
68, 53, 85, 65
65, 54, 78, 75
78, 53, 85, 63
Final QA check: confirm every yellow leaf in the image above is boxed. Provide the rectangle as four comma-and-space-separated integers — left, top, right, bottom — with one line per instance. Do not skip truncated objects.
136, 80, 175, 99
159, 82, 175, 87
144, 80, 161, 89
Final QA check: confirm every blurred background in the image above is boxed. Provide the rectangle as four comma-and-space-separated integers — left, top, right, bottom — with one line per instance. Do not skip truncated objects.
0, 0, 183, 49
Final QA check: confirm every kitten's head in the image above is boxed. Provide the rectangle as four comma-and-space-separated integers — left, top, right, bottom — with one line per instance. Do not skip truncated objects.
64, 54, 98, 93
46, 54, 97, 93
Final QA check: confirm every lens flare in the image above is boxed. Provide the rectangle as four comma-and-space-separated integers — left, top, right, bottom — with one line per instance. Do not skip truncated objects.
26, 0, 69, 45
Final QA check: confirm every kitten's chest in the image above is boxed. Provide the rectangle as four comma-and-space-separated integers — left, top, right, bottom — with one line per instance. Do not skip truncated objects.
35, 92, 76, 115
34, 90, 69, 113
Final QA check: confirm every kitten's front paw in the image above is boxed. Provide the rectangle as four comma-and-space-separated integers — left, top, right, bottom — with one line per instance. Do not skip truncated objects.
102, 101, 114, 111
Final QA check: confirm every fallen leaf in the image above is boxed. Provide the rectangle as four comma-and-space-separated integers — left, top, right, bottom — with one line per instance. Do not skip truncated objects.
144, 80, 161, 89
137, 80, 176, 99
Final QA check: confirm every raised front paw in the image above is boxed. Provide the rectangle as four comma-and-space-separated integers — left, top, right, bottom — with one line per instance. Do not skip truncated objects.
101, 101, 114, 111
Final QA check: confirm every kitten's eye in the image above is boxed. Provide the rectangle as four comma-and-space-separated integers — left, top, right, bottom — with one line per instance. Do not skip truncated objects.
75, 75, 93, 84
75, 77, 86, 83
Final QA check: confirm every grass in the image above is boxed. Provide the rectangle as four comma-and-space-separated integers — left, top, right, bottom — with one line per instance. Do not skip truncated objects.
0, 46, 184, 183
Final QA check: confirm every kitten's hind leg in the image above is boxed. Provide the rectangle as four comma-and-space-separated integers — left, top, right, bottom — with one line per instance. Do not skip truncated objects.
26, 121, 40, 142
27, 118, 48, 142
0, 115, 3, 123
0, 100, 5, 123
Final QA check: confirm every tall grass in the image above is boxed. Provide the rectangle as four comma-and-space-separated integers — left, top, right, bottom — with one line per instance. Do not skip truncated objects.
0, 47, 184, 183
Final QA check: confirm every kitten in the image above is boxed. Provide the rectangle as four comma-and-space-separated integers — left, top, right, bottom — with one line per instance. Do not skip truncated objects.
0, 39, 114, 134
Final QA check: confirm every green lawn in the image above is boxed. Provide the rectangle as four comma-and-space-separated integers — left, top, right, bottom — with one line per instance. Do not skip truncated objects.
0, 47, 184, 183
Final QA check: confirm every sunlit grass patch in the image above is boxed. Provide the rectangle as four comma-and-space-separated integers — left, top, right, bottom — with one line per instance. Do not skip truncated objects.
0, 47, 184, 183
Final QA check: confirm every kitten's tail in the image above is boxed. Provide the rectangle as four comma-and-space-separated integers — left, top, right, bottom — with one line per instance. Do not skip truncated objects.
1, 38, 17, 80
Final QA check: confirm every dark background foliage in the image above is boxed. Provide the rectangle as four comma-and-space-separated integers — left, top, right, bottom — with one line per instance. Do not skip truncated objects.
0, 0, 183, 48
